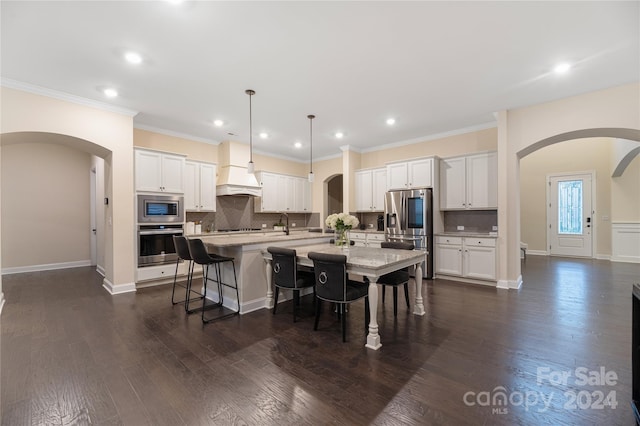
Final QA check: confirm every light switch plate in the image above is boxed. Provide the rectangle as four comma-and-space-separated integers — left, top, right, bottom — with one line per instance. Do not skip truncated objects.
262, 223, 267, 228
492, 226, 498, 231
457, 225, 464, 231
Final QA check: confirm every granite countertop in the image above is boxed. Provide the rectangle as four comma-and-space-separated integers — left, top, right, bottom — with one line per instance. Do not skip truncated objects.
351, 229, 385, 234
195, 230, 331, 247
435, 232, 498, 238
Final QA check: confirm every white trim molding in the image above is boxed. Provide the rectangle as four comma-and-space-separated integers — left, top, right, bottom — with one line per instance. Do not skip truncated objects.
102, 278, 136, 295
0, 293, 5, 315
1, 77, 138, 117
1, 260, 91, 275
612, 222, 640, 263
497, 275, 523, 290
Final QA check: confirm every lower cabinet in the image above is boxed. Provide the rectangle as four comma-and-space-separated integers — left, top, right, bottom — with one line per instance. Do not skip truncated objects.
350, 231, 385, 247
435, 236, 496, 282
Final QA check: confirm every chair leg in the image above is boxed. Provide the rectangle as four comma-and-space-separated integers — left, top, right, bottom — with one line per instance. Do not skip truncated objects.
382, 285, 386, 303
201, 265, 209, 323
403, 283, 410, 308
293, 289, 300, 323
393, 287, 398, 317
171, 257, 180, 305
341, 304, 347, 343
273, 287, 280, 315
314, 299, 321, 331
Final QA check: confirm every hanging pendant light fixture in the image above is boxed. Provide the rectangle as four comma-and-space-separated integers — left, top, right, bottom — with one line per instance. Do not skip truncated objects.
245, 89, 255, 174
307, 114, 315, 182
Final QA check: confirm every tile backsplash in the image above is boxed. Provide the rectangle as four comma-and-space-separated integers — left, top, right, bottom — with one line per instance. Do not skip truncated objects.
443, 210, 497, 233
186, 196, 316, 231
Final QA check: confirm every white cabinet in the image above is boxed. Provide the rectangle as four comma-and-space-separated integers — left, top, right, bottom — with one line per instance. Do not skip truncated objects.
386, 157, 434, 190
185, 161, 216, 212
440, 152, 497, 210
255, 172, 312, 213
355, 167, 386, 212
435, 236, 496, 281
349, 231, 386, 248
135, 149, 185, 193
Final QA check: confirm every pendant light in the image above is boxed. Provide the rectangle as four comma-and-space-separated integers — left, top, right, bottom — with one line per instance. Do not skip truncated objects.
307, 114, 315, 182
245, 89, 255, 174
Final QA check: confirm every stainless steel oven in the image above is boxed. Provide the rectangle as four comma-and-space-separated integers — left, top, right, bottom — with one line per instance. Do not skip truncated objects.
137, 194, 184, 224
137, 224, 184, 267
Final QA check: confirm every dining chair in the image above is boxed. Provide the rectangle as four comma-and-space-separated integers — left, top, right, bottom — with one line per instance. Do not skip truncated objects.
187, 238, 239, 323
267, 247, 316, 322
308, 252, 369, 342
377, 241, 414, 316
171, 236, 201, 312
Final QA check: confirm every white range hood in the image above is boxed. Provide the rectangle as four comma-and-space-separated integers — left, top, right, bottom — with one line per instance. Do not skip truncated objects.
216, 141, 262, 197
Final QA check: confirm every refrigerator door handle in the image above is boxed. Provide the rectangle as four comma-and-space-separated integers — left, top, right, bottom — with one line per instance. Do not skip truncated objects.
401, 193, 407, 230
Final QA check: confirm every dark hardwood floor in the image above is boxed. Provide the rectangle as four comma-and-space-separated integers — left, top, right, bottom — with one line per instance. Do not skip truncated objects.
2, 256, 638, 425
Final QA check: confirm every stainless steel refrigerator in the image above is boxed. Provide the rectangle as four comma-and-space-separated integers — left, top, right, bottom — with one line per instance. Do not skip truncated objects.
384, 188, 433, 279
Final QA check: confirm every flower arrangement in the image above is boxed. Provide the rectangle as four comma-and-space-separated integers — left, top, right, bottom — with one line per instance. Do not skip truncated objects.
325, 212, 359, 231
325, 213, 359, 248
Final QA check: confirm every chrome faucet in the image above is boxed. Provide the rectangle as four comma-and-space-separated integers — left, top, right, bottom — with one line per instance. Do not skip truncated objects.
280, 212, 289, 235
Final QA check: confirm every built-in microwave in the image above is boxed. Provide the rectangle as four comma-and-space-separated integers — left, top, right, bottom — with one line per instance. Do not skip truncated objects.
137, 194, 184, 224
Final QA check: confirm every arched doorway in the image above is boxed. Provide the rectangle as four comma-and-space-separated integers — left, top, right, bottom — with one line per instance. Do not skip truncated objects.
1, 132, 111, 276
519, 135, 640, 260
324, 174, 343, 221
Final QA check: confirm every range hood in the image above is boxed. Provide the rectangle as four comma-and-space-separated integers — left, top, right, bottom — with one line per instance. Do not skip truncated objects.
216, 141, 262, 197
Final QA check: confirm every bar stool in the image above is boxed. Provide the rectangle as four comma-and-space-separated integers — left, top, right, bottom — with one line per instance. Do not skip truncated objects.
187, 238, 240, 323
171, 235, 201, 311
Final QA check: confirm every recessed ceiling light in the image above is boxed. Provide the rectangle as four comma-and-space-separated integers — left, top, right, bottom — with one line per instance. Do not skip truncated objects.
259, 132, 268, 139
213, 119, 224, 127
124, 51, 142, 65
294, 142, 302, 148
554, 62, 571, 74
103, 88, 118, 98
335, 132, 344, 139
386, 118, 396, 125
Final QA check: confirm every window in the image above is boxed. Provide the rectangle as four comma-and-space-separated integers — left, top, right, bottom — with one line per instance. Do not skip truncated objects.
557, 180, 583, 234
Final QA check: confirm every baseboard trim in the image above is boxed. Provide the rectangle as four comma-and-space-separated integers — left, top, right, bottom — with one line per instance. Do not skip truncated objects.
102, 278, 136, 295
526, 250, 548, 256
497, 275, 522, 290
611, 255, 640, 264
596, 254, 612, 261
96, 265, 106, 277
1, 260, 92, 275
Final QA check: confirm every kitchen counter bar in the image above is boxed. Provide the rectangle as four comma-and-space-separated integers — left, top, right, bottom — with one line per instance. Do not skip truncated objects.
187, 231, 332, 314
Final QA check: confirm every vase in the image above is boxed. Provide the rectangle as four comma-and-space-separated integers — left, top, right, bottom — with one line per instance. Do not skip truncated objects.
334, 228, 350, 249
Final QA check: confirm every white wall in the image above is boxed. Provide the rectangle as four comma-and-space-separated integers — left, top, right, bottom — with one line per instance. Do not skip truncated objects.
1, 142, 92, 271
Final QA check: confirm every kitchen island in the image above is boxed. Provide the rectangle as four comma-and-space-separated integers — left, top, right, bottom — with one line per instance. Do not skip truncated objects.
190, 230, 331, 313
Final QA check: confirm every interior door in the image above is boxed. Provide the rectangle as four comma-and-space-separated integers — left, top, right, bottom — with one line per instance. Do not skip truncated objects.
548, 173, 593, 257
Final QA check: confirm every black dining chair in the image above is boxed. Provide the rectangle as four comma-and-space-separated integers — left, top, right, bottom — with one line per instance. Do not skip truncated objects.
308, 252, 369, 342
377, 241, 414, 316
187, 238, 240, 323
171, 235, 201, 311
267, 247, 316, 322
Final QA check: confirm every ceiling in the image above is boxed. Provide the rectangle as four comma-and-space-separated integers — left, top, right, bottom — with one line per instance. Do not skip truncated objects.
1, 1, 638, 162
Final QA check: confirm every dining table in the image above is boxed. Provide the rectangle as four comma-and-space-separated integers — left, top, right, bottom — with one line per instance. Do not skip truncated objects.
262, 243, 427, 350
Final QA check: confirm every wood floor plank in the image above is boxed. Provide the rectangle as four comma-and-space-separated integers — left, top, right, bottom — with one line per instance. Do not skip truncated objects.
2, 257, 637, 424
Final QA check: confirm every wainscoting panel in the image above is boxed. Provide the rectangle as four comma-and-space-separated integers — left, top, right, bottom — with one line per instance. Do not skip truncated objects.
612, 222, 640, 263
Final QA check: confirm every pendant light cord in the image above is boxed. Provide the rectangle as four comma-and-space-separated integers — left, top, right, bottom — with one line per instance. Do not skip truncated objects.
308, 114, 315, 176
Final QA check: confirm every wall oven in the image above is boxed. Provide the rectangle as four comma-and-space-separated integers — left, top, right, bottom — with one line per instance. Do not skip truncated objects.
137, 194, 184, 224
138, 224, 183, 267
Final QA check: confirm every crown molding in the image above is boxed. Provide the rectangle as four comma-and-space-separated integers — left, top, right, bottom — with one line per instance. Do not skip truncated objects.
1, 77, 138, 117
359, 121, 498, 154
133, 123, 219, 145
340, 145, 362, 152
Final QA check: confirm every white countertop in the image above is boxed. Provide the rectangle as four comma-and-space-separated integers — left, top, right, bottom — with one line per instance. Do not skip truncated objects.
435, 232, 498, 238
194, 230, 331, 247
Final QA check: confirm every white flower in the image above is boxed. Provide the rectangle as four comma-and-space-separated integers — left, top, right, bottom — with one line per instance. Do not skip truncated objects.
325, 212, 359, 230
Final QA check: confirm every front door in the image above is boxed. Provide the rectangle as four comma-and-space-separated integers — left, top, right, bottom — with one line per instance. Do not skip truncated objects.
547, 172, 594, 257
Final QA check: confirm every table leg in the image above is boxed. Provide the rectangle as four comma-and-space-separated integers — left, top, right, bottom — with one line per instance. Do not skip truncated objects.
365, 277, 382, 350
265, 259, 274, 309
413, 260, 426, 316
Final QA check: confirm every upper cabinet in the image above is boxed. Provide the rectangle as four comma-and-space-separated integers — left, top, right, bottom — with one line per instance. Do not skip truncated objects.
185, 160, 217, 212
135, 149, 185, 193
440, 152, 497, 210
386, 157, 434, 190
355, 167, 387, 212
255, 171, 311, 213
